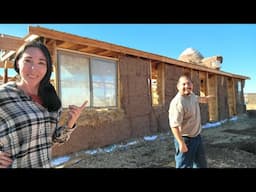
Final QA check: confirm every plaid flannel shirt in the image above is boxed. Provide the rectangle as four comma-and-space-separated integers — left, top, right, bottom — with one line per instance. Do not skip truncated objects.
0, 82, 75, 168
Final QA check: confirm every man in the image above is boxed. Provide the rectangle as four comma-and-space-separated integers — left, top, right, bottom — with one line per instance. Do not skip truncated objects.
168, 75, 213, 168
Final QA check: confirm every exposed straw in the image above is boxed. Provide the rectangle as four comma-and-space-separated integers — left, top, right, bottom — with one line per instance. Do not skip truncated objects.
59, 108, 125, 127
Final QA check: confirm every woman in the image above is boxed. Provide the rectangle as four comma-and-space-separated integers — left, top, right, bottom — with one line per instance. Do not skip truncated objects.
0, 40, 87, 168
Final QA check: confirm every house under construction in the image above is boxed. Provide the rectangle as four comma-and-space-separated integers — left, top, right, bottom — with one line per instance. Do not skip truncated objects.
0, 26, 249, 158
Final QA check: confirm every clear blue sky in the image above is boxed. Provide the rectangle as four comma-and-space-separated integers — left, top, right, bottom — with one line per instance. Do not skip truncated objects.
1, 24, 255, 93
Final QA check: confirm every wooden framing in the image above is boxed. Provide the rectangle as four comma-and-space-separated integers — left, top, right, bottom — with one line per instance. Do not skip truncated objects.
227, 77, 236, 117
199, 71, 207, 97
207, 73, 218, 121
151, 61, 164, 106
0, 35, 24, 51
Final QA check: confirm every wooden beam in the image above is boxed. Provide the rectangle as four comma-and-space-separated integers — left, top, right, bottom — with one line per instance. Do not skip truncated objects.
51, 41, 59, 94
0, 61, 14, 68
3, 61, 8, 83
24, 34, 39, 42
1, 50, 15, 62
232, 78, 237, 114
29, 26, 250, 80
0, 36, 24, 51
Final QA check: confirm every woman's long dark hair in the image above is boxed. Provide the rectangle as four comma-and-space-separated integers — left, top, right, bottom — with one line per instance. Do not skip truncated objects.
14, 40, 61, 112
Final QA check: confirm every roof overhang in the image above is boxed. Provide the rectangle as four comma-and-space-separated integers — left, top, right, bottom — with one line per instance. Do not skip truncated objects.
0, 26, 250, 80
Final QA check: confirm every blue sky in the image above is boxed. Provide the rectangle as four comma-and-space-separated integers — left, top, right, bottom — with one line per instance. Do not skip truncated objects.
1, 24, 255, 93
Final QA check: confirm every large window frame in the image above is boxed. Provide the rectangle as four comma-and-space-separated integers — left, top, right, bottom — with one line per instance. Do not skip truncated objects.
57, 50, 118, 108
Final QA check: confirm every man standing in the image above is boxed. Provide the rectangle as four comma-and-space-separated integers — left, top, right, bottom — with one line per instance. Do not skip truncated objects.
169, 75, 212, 168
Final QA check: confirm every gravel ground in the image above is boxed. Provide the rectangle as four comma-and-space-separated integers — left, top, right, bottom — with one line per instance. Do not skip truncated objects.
53, 112, 256, 168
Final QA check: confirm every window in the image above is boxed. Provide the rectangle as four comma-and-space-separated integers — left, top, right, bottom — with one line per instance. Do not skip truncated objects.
91, 58, 117, 107
58, 50, 117, 108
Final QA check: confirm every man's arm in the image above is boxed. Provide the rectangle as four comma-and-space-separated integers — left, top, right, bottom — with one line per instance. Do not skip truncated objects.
171, 127, 188, 153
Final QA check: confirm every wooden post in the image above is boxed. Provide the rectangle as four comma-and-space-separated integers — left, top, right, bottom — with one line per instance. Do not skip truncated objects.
3, 60, 8, 83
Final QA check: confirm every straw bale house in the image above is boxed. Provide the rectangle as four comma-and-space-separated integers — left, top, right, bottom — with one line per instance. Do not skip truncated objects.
0, 26, 249, 158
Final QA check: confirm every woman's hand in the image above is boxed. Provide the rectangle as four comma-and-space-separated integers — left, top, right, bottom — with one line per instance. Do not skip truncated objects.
0, 151, 13, 168
66, 100, 88, 129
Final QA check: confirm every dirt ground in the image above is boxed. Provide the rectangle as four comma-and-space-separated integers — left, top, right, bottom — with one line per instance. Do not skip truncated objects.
54, 111, 256, 168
